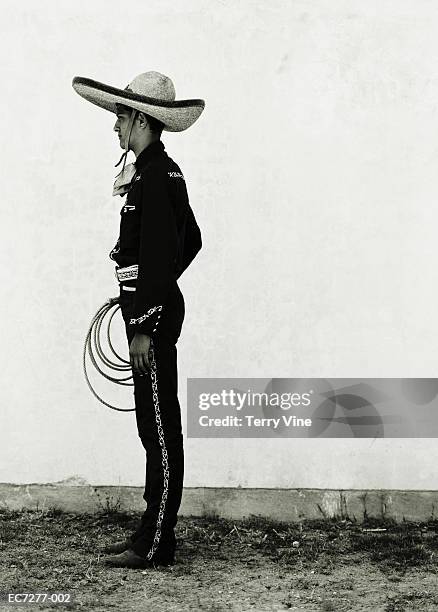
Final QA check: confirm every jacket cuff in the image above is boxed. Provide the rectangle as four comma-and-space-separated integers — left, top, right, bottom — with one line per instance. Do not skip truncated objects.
129, 305, 163, 336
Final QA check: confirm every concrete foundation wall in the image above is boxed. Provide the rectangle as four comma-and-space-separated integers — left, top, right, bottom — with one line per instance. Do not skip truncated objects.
2, 484, 437, 524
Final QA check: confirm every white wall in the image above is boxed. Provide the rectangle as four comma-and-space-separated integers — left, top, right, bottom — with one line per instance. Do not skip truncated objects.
1, 0, 438, 491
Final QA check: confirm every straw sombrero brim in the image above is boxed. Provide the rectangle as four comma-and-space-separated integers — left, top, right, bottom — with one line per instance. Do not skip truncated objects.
72, 76, 205, 132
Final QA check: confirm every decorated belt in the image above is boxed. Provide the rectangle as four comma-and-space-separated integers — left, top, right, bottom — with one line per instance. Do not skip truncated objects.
115, 264, 138, 282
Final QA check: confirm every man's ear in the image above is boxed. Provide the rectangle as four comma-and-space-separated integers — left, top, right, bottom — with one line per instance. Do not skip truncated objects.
137, 112, 148, 129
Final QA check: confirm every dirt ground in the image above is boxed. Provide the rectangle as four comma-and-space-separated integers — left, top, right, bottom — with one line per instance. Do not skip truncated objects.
0, 508, 437, 612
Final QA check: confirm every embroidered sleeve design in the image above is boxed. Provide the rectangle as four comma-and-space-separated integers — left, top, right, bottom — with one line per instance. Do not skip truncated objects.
129, 305, 163, 333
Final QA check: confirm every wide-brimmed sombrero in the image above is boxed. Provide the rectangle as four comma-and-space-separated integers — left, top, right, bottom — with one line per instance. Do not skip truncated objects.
72, 71, 205, 132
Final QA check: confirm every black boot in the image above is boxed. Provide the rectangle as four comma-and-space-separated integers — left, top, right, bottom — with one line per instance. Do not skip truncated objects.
103, 548, 174, 569
98, 536, 133, 555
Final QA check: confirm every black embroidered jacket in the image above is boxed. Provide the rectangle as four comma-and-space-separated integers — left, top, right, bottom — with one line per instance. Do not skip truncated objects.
109, 140, 202, 336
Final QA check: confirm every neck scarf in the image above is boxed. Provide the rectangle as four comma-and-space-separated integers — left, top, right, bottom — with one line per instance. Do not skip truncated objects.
112, 109, 137, 197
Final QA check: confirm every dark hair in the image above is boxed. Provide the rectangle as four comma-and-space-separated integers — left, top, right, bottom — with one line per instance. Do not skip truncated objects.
116, 103, 164, 136
143, 112, 164, 136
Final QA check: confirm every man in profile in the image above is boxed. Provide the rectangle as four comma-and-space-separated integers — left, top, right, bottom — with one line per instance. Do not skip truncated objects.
72, 71, 205, 568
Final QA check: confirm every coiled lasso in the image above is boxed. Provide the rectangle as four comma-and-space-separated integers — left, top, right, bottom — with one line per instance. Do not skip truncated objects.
83, 297, 134, 412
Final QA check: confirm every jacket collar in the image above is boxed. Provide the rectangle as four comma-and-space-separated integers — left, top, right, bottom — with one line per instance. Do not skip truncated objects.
135, 140, 166, 170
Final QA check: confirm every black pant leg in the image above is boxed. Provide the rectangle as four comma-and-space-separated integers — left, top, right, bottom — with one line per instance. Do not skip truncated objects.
119, 282, 185, 561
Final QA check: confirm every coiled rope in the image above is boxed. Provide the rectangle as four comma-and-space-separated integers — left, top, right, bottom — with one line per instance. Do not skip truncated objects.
83, 297, 135, 412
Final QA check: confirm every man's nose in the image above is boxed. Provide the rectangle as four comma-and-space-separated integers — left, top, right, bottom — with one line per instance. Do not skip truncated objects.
113, 120, 119, 132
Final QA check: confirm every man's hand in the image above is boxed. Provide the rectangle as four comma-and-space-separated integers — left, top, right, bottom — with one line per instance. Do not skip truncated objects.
129, 332, 151, 376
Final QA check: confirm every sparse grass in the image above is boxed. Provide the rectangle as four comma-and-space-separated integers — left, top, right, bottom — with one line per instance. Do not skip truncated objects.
384, 590, 438, 612
92, 487, 124, 515
0, 509, 437, 611
210, 514, 438, 572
